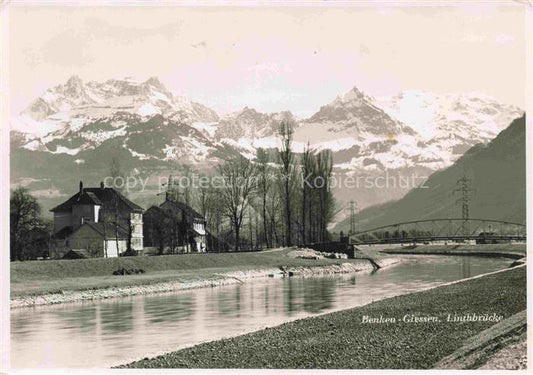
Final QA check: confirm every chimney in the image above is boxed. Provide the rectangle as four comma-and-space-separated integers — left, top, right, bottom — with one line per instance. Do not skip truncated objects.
100, 181, 105, 189
79, 181, 83, 195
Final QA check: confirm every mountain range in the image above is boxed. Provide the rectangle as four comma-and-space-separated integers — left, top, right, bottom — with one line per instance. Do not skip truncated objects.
334, 114, 526, 233
10, 76, 524, 217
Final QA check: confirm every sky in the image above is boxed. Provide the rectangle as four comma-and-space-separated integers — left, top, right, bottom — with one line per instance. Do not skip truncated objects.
6, 3, 529, 118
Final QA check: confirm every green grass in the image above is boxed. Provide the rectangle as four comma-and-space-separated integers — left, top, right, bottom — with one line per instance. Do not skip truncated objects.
11, 248, 367, 297
120, 266, 526, 369
378, 243, 526, 259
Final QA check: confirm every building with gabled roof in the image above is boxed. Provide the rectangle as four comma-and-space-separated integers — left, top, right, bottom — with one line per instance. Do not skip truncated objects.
50, 181, 143, 259
144, 197, 207, 253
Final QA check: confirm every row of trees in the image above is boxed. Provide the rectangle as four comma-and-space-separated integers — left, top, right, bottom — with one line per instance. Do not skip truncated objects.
170, 119, 339, 251
10, 119, 339, 259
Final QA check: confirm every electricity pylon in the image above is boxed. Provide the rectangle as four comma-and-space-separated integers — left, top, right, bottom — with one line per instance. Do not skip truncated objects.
349, 200, 358, 235
453, 175, 475, 238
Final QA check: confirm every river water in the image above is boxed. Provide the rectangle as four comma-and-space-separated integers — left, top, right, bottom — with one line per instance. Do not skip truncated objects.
10, 255, 512, 368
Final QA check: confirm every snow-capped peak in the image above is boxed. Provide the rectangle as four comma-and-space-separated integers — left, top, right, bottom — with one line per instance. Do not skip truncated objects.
337, 85, 366, 103
304, 85, 416, 138
145, 76, 167, 91
215, 107, 296, 142
374, 90, 524, 141
13, 75, 219, 139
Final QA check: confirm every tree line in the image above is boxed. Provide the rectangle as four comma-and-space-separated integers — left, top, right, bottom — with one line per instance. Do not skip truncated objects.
169, 119, 339, 251
10, 119, 340, 259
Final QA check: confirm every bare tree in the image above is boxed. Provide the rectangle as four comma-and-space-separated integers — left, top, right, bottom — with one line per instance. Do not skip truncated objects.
113, 194, 121, 255
110, 157, 125, 194
316, 150, 334, 242
197, 176, 211, 218
217, 155, 257, 251
300, 142, 315, 245
145, 207, 168, 255
101, 205, 109, 257
277, 119, 295, 246
248, 206, 254, 250
266, 188, 282, 247
179, 165, 194, 207
255, 148, 272, 248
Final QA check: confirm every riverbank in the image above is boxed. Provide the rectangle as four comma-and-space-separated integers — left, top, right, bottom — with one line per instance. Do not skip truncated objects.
11, 247, 399, 308
376, 243, 526, 260
120, 265, 526, 369
11, 244, 518, 308
435, 310, 526, 369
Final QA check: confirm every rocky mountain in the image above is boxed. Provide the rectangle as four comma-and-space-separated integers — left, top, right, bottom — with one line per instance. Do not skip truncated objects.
11, 113, 242, 217
21, 113, 227, 164
289, 87, 523, 213
215, 107, 296, 141
10, 76, 235, 214
334, 115, 526, 233
297, 87, 523, 172
10, 76, 525, 216
304, 86, 416, 137
374, 90, 524, 164
206, 108, 297, 158
13, 76, 219, 141
375, 90, 523, 140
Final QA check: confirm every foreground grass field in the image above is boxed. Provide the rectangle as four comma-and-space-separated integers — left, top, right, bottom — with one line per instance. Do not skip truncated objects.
121, 266, 526, 369
11, 248, 367, 297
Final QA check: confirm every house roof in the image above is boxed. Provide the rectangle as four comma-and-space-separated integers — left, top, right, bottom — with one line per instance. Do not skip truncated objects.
145, 205, 167, 216
75, 191, 103, 206
52, 226, 73, 240
160, 199, 205, 220
60, 222, 129, 240
51, 187, 143, 213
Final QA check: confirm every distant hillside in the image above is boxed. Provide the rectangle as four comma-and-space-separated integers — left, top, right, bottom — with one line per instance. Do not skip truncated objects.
334, 115, 526, 233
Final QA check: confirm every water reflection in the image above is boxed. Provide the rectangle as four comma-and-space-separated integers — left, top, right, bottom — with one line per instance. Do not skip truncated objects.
217, 286, 242, 317
51, 306, 97, 334
11, 255, 512, 368
100, 301, 134, 334
282, 277, 327, 314
144, 294, 194, 324
10, 311, 43, 339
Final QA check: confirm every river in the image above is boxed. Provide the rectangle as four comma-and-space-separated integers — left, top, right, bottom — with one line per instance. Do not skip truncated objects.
10, 255, 512, 368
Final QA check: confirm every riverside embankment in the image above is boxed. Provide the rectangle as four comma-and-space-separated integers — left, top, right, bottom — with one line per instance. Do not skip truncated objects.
121, 264, 526, 369
11, 247, 402, 308
12, 244, 523, 308
11, 254, 513, 368
376, 243, 526, 259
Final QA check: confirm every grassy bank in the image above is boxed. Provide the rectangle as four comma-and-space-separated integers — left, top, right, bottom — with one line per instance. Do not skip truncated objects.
121, 266, 526, 369
377, 243, 526, 259
11, 248, 372, 298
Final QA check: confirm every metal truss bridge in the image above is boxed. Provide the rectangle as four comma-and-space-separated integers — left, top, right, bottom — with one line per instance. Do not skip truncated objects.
349, 218, 526, 245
